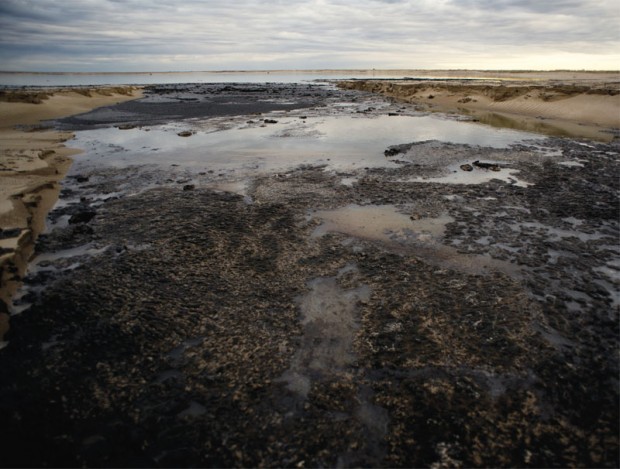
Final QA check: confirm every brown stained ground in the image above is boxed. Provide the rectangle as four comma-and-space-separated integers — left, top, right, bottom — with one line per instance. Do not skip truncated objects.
0, 84, 617, 467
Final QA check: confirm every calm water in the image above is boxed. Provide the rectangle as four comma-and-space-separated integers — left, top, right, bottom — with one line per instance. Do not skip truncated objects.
68, 113, 540, 177
1, 70, 411, 87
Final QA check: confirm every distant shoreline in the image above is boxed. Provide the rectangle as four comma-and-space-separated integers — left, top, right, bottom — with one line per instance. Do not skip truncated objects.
2, 69, 618, 89
1, 69, 619, 75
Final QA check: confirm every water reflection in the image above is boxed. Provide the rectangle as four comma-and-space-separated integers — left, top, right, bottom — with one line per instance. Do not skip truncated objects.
460, 109, 613, 142
69, 114, 541, 176
0, 70, 422, 87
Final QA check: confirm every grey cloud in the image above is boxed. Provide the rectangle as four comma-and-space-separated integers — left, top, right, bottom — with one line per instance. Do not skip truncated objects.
0, 0, 618, 71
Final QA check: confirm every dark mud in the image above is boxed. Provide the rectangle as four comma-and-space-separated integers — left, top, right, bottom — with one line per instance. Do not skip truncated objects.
54, 83, 352, 130
0, 83, 618, 468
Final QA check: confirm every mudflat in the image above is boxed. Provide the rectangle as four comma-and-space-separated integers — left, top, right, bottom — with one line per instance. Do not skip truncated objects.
0, 80, 618, 467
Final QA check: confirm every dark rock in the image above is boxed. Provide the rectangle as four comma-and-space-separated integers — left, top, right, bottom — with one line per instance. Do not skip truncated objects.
263, 119, 278, 124
460, 164, 474, 172
0, 228, 22, 239
183, 185, 195, 191
72, 224, 94, 235
473, 160, 501, 171
69, 210, 96, 224
177, 131, 193, 137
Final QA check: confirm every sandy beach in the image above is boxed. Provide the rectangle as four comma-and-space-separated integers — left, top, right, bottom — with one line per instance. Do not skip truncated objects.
0, 75, 618, 467
0, 87, 142, 337
338, 71, 620, 141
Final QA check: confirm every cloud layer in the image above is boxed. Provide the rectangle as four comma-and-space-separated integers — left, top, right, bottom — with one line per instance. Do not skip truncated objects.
1, 0, 618, 71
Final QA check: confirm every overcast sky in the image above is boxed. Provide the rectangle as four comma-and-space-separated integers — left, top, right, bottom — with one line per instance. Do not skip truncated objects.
0, 0, 618, 72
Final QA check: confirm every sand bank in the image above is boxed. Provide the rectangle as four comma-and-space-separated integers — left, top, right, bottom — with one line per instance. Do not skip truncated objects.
338, 73, 620, 140
0, 87, 142, 337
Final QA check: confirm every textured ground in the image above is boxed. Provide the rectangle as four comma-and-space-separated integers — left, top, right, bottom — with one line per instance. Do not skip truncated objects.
0, 83, 618, 467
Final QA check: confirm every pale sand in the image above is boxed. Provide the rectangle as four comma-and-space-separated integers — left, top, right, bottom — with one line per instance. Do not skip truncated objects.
0, 87, 142, 338
339, 72, 620, 140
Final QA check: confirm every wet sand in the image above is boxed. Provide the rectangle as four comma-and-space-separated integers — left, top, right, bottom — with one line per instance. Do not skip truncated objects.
0, 81, 618, 467
0, 87, 142, 336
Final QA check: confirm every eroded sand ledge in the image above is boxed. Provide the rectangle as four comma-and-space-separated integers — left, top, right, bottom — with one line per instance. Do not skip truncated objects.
337, 71, 620, 140
0, 87, 142, 337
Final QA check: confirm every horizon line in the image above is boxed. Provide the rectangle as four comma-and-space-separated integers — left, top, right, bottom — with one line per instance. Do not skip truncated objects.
1, 68, 619, 75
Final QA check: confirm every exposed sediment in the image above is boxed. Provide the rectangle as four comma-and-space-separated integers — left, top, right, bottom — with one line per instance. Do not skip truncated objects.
0, 83, 618, 467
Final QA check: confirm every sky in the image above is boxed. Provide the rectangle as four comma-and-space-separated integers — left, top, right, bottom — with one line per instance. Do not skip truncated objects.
0, 0, 618, 72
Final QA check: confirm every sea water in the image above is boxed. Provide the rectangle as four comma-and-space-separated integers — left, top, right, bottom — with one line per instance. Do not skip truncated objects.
1, 70, 410, 87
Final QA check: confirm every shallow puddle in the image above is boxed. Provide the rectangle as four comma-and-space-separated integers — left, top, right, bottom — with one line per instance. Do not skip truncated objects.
68, 114, 540, 178
279, 271, 371, 398
312, 204, 453, 244
313, 204, 521, 277
462, 109, 615, 142
277, 266, 389, 461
